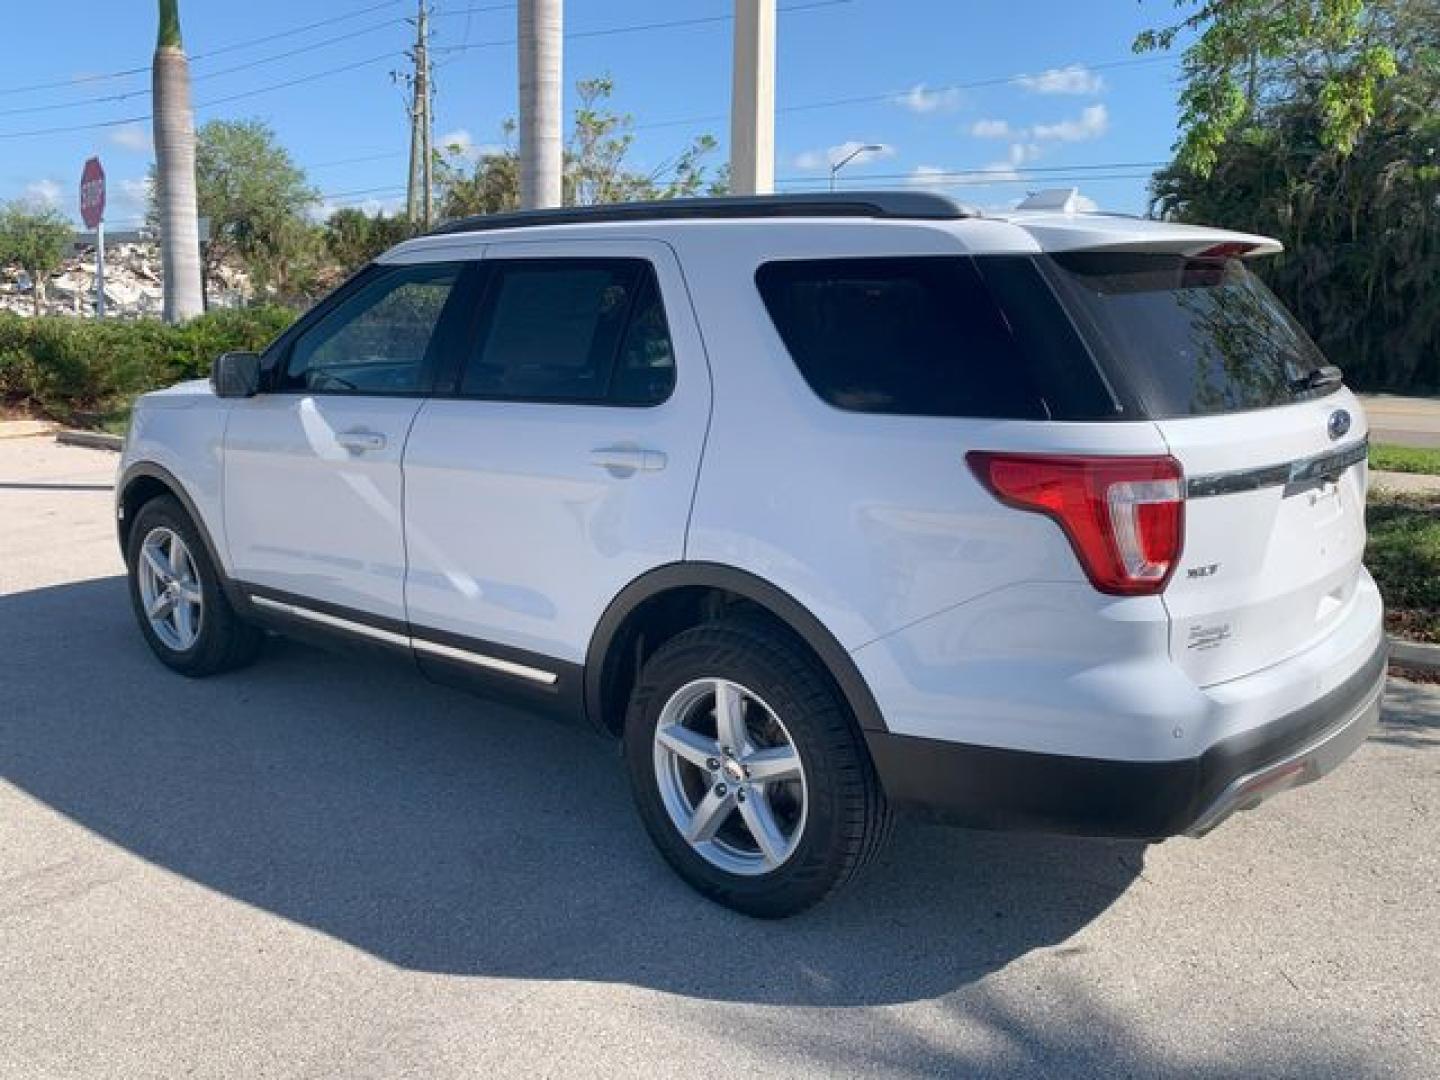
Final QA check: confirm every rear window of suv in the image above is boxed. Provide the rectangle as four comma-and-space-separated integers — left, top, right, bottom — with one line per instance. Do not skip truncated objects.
755, 256, 1118, 421
1038, 252, 1334, 418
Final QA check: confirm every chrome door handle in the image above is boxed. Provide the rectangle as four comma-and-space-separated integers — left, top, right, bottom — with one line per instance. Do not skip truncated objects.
336, 429, 387, 453
589, 446, 667, 475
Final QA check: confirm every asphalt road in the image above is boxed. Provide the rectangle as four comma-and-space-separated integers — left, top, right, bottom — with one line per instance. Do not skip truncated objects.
2, 438, 1437, 1079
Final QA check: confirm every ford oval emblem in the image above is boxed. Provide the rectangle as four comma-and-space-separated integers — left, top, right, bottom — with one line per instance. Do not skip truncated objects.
1328, 409, 1351, 440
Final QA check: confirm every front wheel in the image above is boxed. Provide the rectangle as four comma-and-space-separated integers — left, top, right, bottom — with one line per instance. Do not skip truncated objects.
125, 495, 263, 677
623, 618, 891, 918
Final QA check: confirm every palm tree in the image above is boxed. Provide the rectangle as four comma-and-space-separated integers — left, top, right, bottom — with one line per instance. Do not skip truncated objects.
518, 0, 563, 209
152, 0, 203, 322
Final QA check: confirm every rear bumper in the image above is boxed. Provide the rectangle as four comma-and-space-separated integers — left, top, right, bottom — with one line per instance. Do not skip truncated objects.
866, 637, 1387, 838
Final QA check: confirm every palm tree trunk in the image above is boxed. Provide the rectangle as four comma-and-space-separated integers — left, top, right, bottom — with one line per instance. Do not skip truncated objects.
518, 0, 563, 209
152, 0, 204, 323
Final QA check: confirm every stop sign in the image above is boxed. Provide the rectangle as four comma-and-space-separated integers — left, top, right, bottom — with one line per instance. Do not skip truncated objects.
79, 157, 106, 230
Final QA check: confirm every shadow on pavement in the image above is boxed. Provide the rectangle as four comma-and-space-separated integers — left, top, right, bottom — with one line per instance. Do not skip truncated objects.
0, 576, 1147, 1007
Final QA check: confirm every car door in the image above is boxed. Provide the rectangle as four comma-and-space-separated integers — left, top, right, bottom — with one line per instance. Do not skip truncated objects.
401, 240, 711, 686
224, 259, 478, 622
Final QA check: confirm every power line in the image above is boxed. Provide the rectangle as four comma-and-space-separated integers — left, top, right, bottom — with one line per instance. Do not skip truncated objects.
0, 0, 408, 99
778, 160, 1171, 183
782, 172, 1158, 190
0, 17, 410, 120
432, 0, 850, 57
635, 54, 1177, 131
309, 150, 409, 169
0, 49, 405, 139
190, 0, 405, 61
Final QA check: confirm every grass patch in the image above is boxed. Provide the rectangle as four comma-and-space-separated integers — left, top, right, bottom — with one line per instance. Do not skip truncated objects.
1367, 488, 1440, 644
1370, 442, 1440, 476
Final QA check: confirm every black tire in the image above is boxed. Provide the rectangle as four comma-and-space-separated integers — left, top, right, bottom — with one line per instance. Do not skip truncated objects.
623, 617, 892, 918
125, 495, 264, 677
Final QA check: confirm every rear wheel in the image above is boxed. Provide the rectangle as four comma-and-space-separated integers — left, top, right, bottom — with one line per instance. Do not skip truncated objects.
125, 496, 263, 676
624, 618, 891, 917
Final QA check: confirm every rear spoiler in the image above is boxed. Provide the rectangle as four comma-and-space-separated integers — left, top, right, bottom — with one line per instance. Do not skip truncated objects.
1012, 189, 1283, 258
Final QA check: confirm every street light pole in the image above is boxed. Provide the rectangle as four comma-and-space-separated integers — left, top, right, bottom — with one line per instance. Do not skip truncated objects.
829, 144, 884, 190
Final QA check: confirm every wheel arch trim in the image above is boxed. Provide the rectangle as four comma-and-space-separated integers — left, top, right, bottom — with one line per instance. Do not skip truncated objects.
583, 561, 889, 735
117, 462, 229, 586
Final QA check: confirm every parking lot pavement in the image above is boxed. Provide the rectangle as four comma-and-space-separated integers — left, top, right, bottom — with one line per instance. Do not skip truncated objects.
2, 438, 1437, 1079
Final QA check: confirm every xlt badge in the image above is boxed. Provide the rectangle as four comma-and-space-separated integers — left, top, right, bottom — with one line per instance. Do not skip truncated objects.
1187, 563, 1220, 580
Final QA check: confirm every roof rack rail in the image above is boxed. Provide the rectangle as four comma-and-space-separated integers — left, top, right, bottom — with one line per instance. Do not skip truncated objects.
429, 191, 978, 235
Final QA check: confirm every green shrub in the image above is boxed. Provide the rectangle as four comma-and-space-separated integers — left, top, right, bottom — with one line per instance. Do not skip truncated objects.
0, 307, 296, 422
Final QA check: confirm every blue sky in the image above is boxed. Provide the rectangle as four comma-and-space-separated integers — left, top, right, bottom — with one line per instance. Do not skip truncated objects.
0, 1, 1190, 228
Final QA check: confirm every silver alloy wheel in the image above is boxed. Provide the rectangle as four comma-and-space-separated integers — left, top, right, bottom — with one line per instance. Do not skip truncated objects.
652, 678, 809, 876
137, 526, 204, 652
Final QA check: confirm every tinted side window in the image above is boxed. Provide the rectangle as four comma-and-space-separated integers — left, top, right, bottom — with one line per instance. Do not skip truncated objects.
282, 263, 461, 394
460, 259, 673, 405
610, 273, 676, 405
756, 257, 1048, 419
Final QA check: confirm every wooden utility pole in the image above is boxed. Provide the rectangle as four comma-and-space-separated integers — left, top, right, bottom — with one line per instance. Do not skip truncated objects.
729, 0, 775, 195
519, 0, 563, 209
404, 1, 433, 227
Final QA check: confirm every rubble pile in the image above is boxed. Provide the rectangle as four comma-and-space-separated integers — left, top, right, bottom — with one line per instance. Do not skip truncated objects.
0, 241, 250, 319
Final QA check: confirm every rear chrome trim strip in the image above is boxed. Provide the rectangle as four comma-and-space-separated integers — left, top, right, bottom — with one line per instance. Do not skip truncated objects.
411, 637, 559, 685
250, 594, 411, 647
1187, 437, 1368, 499
248, 593, 559, 686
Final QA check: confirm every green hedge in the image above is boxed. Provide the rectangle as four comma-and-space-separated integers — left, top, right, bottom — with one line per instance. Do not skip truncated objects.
0, 307, 296, 422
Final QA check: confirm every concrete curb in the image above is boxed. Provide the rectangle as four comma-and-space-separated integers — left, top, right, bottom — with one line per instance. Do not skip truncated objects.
56, 430, 124, 452
1390, 637, 1440, 673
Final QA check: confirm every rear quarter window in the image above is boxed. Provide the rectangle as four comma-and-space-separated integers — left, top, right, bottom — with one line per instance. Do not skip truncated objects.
754, 256, 1116, 421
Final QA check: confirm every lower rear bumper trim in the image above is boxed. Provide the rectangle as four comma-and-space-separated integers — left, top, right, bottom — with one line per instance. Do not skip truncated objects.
866, 637, 1388, 839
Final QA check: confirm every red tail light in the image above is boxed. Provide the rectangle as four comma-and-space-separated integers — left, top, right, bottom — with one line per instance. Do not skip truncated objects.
967, 452, 1185, 596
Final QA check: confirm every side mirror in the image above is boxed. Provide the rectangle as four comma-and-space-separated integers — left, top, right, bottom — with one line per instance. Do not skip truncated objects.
212, 351, 261, 399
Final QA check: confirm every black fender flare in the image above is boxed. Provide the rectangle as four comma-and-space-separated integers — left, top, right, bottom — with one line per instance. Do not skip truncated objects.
116, 462, 234, 599
583, 561, 888, 734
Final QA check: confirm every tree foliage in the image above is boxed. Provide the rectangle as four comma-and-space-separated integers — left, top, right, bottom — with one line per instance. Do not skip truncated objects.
153, 118, 321, 300
0, 202, 74, 317
437, 76, 724, 220
1146, 0, 1439, 391
323, 209, 417, 275
1136, 0, 1402, 176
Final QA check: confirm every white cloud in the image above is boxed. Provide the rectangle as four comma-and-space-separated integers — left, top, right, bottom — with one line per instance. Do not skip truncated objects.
22, 179, 62, 209
895, 83, 963, 114
969, 118, 1015, 139
109, 123, 151, 153
439, 128, 502, 163
905, 164, 950, 189
1017, 64, 1105, 96
1031, 104, 1109, 143
792, 141, 896, 172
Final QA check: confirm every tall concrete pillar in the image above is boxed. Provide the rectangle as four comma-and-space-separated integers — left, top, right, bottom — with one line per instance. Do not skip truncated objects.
519, 0, 563, 209
729, 0, 775, 196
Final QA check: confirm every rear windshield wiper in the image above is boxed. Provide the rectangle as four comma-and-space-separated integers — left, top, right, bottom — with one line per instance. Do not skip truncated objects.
1289, 365, 1343, 394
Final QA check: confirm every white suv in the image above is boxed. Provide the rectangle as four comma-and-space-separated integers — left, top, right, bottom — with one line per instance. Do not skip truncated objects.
118, 191, 1385, 917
